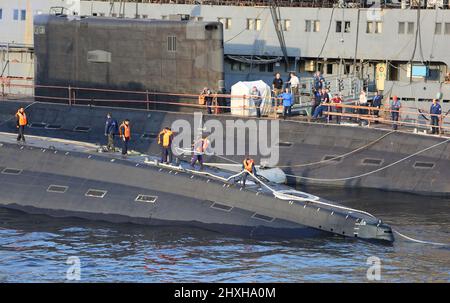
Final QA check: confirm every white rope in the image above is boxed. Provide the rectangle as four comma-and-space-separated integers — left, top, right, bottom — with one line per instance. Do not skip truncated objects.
393, 229, 450, 247
287, 137, 450, 182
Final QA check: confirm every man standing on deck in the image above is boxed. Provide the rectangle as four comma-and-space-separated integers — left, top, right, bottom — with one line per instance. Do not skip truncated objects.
158, 127, 174, 164
313, 71, 325, 91
430, 99, 442, 135
372, 91, 383, 124
119, 119, 131, 158
390, 96, 401, 130
241, 156, 257, 188
279, 87, 293, 120
250, 86, 262, 118
15, 107, 28, 143
287, 72, 300, 104
272, 72, 283, 106
190, 134, 210, 170
104, 113, 118, 152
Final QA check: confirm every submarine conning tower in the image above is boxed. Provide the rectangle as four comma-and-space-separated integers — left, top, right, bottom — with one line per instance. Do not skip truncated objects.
33, 14, 225, 111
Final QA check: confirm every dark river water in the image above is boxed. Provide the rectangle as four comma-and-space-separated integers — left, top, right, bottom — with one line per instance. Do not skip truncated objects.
0, 187, 449, 283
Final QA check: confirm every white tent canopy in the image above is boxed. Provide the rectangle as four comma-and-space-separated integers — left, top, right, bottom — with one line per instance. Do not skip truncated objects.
230, 80, 272, 117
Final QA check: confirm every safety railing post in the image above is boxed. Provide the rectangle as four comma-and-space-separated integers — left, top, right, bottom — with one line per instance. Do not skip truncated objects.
68, 85, 71, 106
146, 90, 149, 111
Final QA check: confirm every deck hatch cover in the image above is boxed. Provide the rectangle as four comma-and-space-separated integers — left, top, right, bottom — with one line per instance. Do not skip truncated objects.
30, 122, 47, 128
251, 213, 275, 222
46, 124, 62, 130
322, 155, 342, 162
413, 162, 435, 169
276, 142, 293, 147
362, 158, 383, 166
210, 202, 233, 212
135, 194, 158, 203
74, 126, 91, 132
1, 168, 23, 175
85, 189, 107, 198
47, 185, 68, 193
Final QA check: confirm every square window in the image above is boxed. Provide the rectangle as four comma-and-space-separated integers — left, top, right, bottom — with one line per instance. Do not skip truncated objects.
284, 19, 291, 31
336, 21, 342, 33
259, 64, 266, 72
435, 23, 442, 34
255, 19, 261, 31
375, 22, 383, 34
231, 62, 239, 71
247, 18, 254, 30
445, 23, 450, 35
407, 22, 414, 34
305, 20, 311, 32
313, 20, 320, 32
366, 21, 373, 33
398, 22, 405, 34
344, 21, 350, 33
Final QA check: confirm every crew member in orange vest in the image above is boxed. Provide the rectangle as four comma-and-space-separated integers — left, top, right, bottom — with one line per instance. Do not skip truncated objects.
158, 127, 174, 164
15, 107, 28, 143
190, 135, 209, 170
119, 119, 131, 157
241, 156, 256, 188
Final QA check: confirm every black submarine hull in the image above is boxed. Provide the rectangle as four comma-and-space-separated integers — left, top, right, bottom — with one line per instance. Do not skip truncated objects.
0, 101, 448, 196
0, 136, 393, 243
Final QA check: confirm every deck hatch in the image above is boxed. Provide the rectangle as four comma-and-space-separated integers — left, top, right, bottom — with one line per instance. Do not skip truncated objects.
210, 202, 233, 212
251, 213, 275, 222
322, 155, 342, 162
135, 194, 158, 203
47, 185, 68, 193
413, 162, 435, 169
1, 168, 23, 175
85, 189, 107, 198
361, 158, 383, 166
74, 126, 91, 132
276, 142, 293, 147
30, 122, 47, 128
46, 124, 62, 130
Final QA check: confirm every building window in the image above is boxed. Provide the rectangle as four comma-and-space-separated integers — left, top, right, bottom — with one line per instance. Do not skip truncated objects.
167, 36, 176, 52
344, 21, 350, 33
336, 21, 342, 33
375, 21, 382, 34
0, 9, 3, 20
111, 13, 117, 17
13, 9, 19, 20
435, 23, 442, 34
366, 21, 373, 33
218, 17, 231, 29
142, 14, 148, 19
313, 20, 320, 32
161, 15, 167, 20
407, 22, 414, 34
255, 19, 261, 31
268, 63, 274, 73
246, 18, 254, 30
20, 9, 26, 20
284, 19, 291, 31
196, 16, 203, 21
398, 22, 405, 34
305, 20, 311, 32
259, 64, 266, 72
445, 23, 450, 35
326, 63, 333, 75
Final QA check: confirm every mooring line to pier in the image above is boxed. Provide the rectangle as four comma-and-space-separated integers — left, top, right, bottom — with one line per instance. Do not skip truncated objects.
392, 229, 450, 247
286, 137, 450, 182
0, 101, 37, 127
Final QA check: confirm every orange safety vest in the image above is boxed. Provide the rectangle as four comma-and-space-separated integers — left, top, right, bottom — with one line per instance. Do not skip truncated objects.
243, 159, 254, 172
119, 123, 131, 138
198, 94, 206, 105
16, 111, 27, 126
